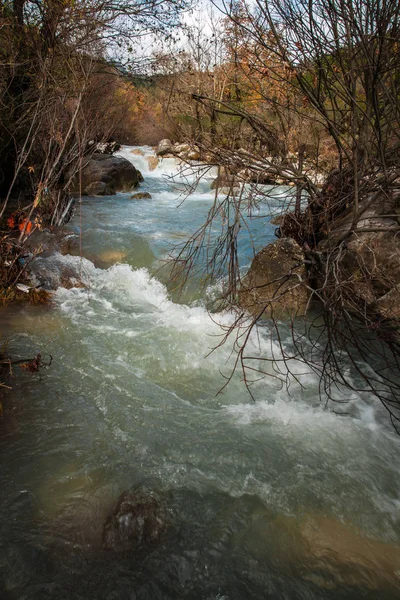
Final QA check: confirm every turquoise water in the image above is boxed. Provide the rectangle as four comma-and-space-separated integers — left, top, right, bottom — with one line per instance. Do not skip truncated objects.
1, 147, 400, 599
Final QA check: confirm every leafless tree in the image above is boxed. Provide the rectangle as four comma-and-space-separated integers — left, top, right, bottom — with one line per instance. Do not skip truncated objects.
0, 0, 189, 290
167, 0, 400, 429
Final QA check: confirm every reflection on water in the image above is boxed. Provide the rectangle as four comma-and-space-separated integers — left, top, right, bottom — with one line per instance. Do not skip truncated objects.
0, 146, 400, 599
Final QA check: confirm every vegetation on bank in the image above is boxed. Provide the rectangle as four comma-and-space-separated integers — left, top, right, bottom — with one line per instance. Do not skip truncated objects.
0, 0, 187, 299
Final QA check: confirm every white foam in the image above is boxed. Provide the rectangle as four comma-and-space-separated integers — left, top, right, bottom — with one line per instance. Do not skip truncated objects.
116, 146, 181, 178
116, 145, 218, 185
50, 256, 399, 441
96, 264, 170, 309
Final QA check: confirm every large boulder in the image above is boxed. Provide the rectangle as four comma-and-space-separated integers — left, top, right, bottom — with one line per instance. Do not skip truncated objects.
102, 490, 169, 553
317, 195, 400, 321
84, 181, 112, 196
239, 238, 310, 318
72, 154, 142, 196
156, 139, 173, 157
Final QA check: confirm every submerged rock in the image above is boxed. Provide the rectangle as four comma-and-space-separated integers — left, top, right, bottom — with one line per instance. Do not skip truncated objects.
96, 250, 127, 267
234, 508, 400, 594
130, 192, 152, 200
147, 156, 159, 171
239, 238, 310, 318
103, 490, 169, 553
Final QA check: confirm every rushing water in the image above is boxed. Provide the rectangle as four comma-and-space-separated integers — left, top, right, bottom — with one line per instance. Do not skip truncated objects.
1, 147, 400, 600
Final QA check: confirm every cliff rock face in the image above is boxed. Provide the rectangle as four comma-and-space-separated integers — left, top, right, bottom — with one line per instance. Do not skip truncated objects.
239, 238, 310, 318
71, 154, 143, 196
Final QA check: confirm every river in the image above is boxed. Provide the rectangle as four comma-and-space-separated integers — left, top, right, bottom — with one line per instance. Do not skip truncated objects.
1, 146, 400, 599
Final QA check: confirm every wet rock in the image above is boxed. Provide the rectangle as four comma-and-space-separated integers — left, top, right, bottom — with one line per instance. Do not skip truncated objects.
239, 238, 310, 318
72, 154, 142, 196
187, 148, 200, 160
84, 181, 112, 196
30, 261, 85, 290
103, 490, 169, 553
96, 250, 127, 267
28, 253, 92, 290
147, 156, 159, 171
173, 142, 190, 155
210, 169, 235, 190
156, 139, 173, 157
87, 140, 121, 155
130, 192, 152, 200
172, 143, 200, 161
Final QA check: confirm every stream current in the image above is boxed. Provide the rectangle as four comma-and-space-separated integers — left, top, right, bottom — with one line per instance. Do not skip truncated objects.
1, 147, 400, 599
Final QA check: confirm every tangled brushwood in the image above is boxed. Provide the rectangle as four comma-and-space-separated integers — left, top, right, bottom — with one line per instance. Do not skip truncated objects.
167, 0, 400, 430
